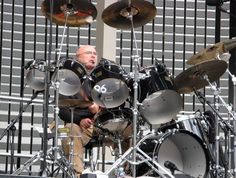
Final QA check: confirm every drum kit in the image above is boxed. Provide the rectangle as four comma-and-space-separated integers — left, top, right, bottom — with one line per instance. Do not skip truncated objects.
5, 0, 236, 178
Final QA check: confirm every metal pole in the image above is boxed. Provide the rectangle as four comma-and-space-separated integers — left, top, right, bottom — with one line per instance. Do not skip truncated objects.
229, 0, 236, 176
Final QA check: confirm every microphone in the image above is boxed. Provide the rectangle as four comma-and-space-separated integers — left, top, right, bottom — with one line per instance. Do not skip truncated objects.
206, 0, 229, 6
164, 161, 180, 174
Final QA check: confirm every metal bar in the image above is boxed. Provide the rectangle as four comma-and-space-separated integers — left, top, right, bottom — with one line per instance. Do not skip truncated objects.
0, 94, 46, 104
140, 26, 144, 66
172, 0, 176, 76
182, 0, 187, 110
229, 0, 236, 175
7, 0, 16, 173
161, 0, 166, 63
17, 0, 27, 169
119, 32, 123, 65
151, 0, 155, 64
0, 0, 3, 86
192, 0, 198, 112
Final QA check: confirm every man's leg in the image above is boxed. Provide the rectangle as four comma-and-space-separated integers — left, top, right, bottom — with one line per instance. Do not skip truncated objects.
61, 123, 93, 177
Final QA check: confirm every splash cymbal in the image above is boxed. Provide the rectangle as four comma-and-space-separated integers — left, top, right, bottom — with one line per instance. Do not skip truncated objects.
174, 60, 227, 93
187, 39, 236, 65
58, 99, 93, 108
41, 0, 97, 27
102, 0, 157, 29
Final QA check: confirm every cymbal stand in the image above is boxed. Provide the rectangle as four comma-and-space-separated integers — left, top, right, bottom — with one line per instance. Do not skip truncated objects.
52, 6, 77, 177
105, 132, 174, 178
194, 75, 236, 178
11, 5, 76, 177
105, 3, 170, 177
217, 53, 236, 176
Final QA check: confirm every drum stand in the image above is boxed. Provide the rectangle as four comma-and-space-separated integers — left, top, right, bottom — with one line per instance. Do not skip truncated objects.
105, 5, 172, 178
11, 6, 77, 177
217, 53, 236, 177
194, 74, 236, 178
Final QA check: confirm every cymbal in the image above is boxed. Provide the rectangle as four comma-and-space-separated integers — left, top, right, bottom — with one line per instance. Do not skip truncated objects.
102, 0, 157, 29
174, 60, 227, 93
187, 38, 236, 65
58, 99, 93, 108
41, 0, 97, 27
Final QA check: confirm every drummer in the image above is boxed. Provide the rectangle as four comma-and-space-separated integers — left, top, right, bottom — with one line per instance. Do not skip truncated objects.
59, 45, 99, 177
59, 45, 131, 177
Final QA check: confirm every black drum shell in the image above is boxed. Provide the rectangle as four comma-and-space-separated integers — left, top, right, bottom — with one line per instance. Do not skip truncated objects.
138, 65, 175, 102
62, 60, 87, 80
89, 59, 130, 108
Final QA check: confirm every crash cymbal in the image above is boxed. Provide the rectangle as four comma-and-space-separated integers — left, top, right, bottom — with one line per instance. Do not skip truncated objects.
187, 38, 236, 65
174, 60, 227, 93
41, 0, 97, 27
102, 0, 157, 29
58, 99, 93, 108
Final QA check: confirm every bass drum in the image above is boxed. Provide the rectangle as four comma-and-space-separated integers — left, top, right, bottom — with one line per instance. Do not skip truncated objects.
137, 130, 209, 178
138, 63, 182, 125
90, 59, 130, 108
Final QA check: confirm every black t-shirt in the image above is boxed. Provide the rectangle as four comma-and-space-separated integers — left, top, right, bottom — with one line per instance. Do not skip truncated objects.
58, 77, 94, 125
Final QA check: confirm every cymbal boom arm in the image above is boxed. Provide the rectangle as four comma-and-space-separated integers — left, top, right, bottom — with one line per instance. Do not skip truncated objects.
204, 75, 236, 120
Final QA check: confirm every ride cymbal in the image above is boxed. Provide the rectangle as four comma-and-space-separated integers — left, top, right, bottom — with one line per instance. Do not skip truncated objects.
58, 99, 93, 108
102, 0, 157, 29
41, 0, 97, 27
174, 60, 227, 93
187, 38, 236, 65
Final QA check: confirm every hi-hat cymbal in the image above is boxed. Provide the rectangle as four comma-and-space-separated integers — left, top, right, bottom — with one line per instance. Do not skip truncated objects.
41, 0, 97, 27
58, 99, 93, 108
187, 38, 236, 65
102, 0, 157, 29
174, 60, 227, 93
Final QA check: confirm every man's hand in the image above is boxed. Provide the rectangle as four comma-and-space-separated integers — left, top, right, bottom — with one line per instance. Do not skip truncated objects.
80, 118, 93, 129
88, 102, 100, 114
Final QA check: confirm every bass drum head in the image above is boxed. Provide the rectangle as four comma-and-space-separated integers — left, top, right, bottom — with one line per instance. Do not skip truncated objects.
137, 130, 209, 178
51, 60, 86, 96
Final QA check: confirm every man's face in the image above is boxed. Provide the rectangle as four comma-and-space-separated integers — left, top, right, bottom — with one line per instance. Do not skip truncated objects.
76, 45, 98, 71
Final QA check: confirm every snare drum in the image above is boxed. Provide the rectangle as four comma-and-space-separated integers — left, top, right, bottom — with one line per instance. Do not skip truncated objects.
90, 59, 130, 108
137, 130, 209, 178
51, 60, 87, 96
94, 107, 132, 134
139, 63, 182, 125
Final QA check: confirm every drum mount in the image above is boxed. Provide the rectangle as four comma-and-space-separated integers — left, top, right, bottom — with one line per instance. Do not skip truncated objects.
103, 3, 173, 178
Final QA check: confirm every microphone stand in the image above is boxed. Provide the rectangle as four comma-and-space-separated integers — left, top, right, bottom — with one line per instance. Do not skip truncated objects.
224, 60, 236, 177
39, 0, 54, 175
194, 88, 236, 178
0, 91, 40, 173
